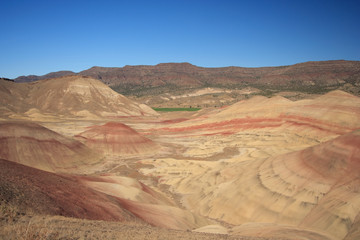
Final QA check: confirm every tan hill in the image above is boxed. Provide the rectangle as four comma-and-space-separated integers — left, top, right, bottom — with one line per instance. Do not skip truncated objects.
14, 60, 360, 96
0, 78, 29, 119
75, 122, 159, 155
24, 76, 157, 118
0, 76, 158, 120
0, 121, 101, 172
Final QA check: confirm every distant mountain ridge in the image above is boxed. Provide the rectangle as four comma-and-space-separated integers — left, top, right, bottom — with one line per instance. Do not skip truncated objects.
14, 60, 360, 95
15, 70, 75, 82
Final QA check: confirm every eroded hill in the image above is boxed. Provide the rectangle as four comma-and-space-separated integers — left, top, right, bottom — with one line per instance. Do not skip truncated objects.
0, 76, 157, 120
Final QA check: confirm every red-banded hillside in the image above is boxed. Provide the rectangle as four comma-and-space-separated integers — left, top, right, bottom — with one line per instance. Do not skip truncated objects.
0, 121, 101, 172
0, 159, 130, 221
75, 122, 159, 155
154, 90, 360, 139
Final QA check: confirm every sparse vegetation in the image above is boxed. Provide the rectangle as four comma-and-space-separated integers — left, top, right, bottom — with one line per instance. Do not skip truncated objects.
153, 107, 201, 112
0, 214, 250, 240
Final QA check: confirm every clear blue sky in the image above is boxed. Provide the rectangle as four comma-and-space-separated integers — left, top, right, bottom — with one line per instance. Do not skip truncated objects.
1, 0, 359, 78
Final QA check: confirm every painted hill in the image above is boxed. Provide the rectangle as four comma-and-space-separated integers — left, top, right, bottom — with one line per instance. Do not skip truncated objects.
0, 76, 158, 119
14, 60, 360, 96
75, 122, 159, 155
211, 90, 360, 135
0, 121, 101, 172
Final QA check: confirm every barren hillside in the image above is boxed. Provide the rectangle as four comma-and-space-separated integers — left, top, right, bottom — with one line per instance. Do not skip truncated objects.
0, 76, 157, 120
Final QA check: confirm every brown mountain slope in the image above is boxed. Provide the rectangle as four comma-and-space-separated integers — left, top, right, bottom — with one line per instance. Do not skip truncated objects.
14, 60, 360, 96
0, 121, 101, 172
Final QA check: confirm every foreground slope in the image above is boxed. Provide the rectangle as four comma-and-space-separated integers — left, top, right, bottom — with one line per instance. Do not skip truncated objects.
0, 158, 211, 231
0, 159, 131, 221
0, 120, 210, 230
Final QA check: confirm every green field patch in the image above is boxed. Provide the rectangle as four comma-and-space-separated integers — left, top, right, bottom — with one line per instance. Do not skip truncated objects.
152, 107, 201, 112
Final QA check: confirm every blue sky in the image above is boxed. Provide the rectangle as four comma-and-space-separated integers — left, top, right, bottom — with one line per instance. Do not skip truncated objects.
1, 0, 359, 78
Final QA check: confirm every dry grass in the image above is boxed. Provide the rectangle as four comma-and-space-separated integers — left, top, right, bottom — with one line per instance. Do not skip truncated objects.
0, 204, 271, 240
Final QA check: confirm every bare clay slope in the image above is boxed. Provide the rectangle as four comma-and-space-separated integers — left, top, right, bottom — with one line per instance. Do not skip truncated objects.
75, 122, 159, 155
25, 76, 157, 118
228, 129, 360, 239
0, 76, 157, 120
0, 121, 101, 172
140, 91, 360, 239
141, 129, 360, 239
0, 79, 30, 119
